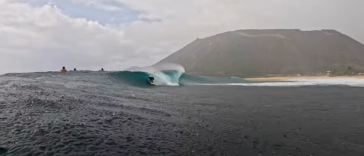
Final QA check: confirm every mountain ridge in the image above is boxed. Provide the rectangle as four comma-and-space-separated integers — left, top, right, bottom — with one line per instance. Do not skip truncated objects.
158, 29, 364, 77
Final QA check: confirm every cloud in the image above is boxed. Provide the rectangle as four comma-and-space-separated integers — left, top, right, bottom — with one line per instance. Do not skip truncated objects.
119, 0, 364, 40
20, 0, 141, 24
0, 0, 364, 74
91, 3, 122, 12
0, 1, 138, 73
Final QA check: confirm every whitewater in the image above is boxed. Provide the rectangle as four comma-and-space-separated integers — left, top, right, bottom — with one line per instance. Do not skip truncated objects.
205, 78, 364, 87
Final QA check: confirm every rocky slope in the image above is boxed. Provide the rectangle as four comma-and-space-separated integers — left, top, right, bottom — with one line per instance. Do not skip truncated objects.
158, 29, 364, 77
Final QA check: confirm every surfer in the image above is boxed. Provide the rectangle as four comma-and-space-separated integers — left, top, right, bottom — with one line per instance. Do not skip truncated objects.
149, 76, 154, 84
100, 68, 104, 72
74, 68, 77, 71
61, 67, 67, 73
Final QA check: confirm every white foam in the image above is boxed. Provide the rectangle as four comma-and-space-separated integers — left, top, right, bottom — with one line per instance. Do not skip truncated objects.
201, 78, 364, 87
152, 71, 180, 86
124, 63, 185, 86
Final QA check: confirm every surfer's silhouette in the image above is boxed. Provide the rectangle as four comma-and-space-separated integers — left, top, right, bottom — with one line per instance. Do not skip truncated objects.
149, 77, 154, 84
61, 66, 67, 73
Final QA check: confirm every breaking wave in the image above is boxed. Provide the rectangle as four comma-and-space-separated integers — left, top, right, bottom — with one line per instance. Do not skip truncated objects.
108, 63, 364, 88
108, 63, 253, 87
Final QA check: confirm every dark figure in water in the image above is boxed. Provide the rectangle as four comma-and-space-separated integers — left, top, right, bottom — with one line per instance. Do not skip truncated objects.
149, 77, 154, 83
74, 68, 76, 71
100, 68, 104, 71
61, 66, 67, 73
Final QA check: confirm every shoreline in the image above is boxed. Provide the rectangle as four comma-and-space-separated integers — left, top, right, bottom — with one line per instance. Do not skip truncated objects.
244, 75, 364, 81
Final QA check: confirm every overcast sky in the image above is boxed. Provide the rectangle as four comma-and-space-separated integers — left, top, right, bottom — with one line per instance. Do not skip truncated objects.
0, 0, 363, 74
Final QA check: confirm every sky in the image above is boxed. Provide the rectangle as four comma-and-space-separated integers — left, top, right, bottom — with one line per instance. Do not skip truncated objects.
0, 0, 363, 74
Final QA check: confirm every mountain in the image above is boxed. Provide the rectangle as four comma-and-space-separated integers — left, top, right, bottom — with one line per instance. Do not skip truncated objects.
157, 29, 364, 77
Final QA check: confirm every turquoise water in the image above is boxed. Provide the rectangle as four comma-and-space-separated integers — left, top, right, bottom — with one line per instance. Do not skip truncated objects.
108, 70, 254, 87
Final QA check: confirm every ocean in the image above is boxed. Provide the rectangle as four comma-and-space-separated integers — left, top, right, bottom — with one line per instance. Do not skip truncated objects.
1, 64, 364, 156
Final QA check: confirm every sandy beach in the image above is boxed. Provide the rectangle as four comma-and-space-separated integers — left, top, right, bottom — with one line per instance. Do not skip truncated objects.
245, 75, 364, 81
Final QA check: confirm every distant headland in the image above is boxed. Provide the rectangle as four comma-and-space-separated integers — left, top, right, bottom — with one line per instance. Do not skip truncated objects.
158, 29, 364, 78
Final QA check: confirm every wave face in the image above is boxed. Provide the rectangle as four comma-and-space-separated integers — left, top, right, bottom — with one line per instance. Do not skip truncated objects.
109, 71, 153, 87
109, 70, 184, 87
110, 63, 184, 87
109, 63, 253, 87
